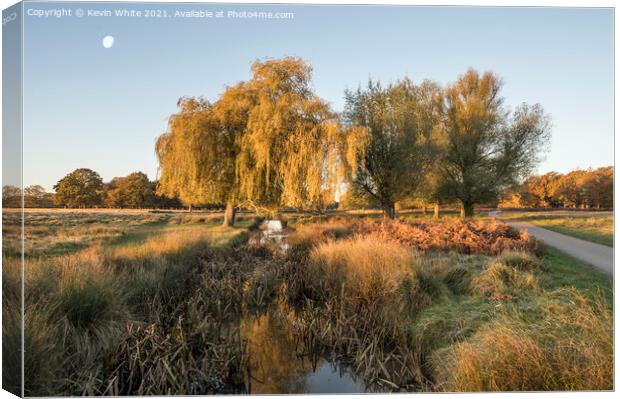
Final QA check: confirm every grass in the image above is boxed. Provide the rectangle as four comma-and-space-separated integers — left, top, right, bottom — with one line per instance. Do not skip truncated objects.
2, 210, 613, 394
501, 211, 613, 247
282, 219, 612, 391
2, 210, 251, 395
431, 288, 613, 391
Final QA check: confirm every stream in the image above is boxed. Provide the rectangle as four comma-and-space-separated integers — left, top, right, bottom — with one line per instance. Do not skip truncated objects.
240, 220, 366, 394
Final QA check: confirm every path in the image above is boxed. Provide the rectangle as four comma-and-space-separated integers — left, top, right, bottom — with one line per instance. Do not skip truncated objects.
489, 211, 613, 277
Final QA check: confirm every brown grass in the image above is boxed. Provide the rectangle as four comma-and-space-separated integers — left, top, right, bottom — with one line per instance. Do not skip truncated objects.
309, 237, 412, 299
352, 218, 541, 255
3, 211, 612, 394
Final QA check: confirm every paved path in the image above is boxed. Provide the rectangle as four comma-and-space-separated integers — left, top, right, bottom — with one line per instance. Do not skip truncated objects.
489, 212, 613, 277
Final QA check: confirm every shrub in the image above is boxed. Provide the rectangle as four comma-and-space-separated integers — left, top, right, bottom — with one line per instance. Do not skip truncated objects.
352, 219, 540, 256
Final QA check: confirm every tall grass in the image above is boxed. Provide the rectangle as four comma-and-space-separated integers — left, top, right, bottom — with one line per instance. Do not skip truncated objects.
4, 212, 613, 394
5, 224, 248, 396
431, 289, 613, 391
309, 237, 412, 300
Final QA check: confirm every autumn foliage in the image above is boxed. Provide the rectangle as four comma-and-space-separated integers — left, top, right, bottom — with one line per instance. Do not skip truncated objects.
500, 166, 613, 209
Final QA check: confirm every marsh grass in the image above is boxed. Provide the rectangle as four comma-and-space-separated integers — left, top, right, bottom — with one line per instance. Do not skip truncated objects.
1, 216, 250, 396
3, 210, 613, 394
431, 289, 613, 391
278, 219, 612, 391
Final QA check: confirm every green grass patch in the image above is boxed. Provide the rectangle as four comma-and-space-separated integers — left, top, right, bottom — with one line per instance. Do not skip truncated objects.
538, 246, 612, 305
501, 211, 612, 247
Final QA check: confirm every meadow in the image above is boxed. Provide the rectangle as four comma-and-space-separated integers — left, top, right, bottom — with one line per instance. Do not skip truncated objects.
1, 209, 613, 395
500, 211, 613, 247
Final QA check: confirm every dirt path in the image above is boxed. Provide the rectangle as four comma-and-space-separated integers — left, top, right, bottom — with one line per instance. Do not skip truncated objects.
489, 212, 613, 277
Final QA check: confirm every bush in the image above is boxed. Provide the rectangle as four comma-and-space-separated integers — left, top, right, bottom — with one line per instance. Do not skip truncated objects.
352, 219, 541, 256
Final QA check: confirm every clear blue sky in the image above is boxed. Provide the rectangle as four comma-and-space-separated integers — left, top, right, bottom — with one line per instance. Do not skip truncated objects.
14, 2, 614, 190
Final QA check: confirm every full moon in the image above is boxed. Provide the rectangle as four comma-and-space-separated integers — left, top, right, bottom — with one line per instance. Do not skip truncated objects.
102, 36, 115, 49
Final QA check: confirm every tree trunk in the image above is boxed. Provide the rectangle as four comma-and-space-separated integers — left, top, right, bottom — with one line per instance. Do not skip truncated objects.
433, 203, 440, 219
223, 202, 236, 227
460, 201, 474, 218
188, 203, 192, 213
383, 203, 396, 219
422, 206, 427, 216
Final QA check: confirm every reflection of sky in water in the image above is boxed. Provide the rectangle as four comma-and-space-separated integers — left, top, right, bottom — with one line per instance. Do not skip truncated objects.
305, 363, 366, 393
242, 312, 365, 394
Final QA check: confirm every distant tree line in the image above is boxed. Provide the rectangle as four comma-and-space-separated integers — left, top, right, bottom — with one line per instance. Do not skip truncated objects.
499, 166, 613, 209
2, 168, 183, 209
2, 185, 55, 208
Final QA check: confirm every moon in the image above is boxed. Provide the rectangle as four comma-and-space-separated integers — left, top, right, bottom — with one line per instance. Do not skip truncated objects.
102, 36, 115, 49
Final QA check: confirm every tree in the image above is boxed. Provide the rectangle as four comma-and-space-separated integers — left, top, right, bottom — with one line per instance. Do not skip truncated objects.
104, 172, 155, 208
24, 185, 54, 208
157, 58, 366, 225
235, 58, 366, 217
344, 79, 442, 218
156, 94, 242, 224
439, 69, 551, 217
582, 167, 613, 209
555, 170, 588, 208
526, 172, 562, 208
2, 185, 21, 208
499, 166, 613, 209
53, 168, 104, 208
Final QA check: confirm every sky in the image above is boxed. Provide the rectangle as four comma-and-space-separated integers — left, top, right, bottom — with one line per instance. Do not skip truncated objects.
6, 1, 614, 190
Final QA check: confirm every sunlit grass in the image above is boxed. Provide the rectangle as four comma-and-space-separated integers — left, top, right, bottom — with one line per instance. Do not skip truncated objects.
3, 210, 613, 394
501, 211, 613, 247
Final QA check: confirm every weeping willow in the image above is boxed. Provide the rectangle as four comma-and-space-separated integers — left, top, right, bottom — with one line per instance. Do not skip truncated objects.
156, 57, 367, 221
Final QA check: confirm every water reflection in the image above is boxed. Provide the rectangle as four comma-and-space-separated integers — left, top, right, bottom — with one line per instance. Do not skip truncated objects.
258, 220, 291, 252
241, 312, 366, 394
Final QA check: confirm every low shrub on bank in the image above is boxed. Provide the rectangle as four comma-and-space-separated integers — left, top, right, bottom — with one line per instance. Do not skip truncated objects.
352, 219, 541, 255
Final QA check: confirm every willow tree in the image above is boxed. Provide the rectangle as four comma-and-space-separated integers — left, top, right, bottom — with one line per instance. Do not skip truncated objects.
344, 79, 442, 219
439, 69, 551, 217
156, 97, 241, 225
156, 58, 366, 225
235, 58, 367, 216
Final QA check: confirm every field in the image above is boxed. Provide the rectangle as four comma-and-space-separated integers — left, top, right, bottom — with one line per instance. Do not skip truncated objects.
500, 211, 613, 247
2, 209, 613, 395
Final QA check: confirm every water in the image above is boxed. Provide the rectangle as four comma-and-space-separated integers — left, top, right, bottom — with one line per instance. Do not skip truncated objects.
242, 220, 366, 393
241, 312, 366, 394
258, 219, 290, 252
